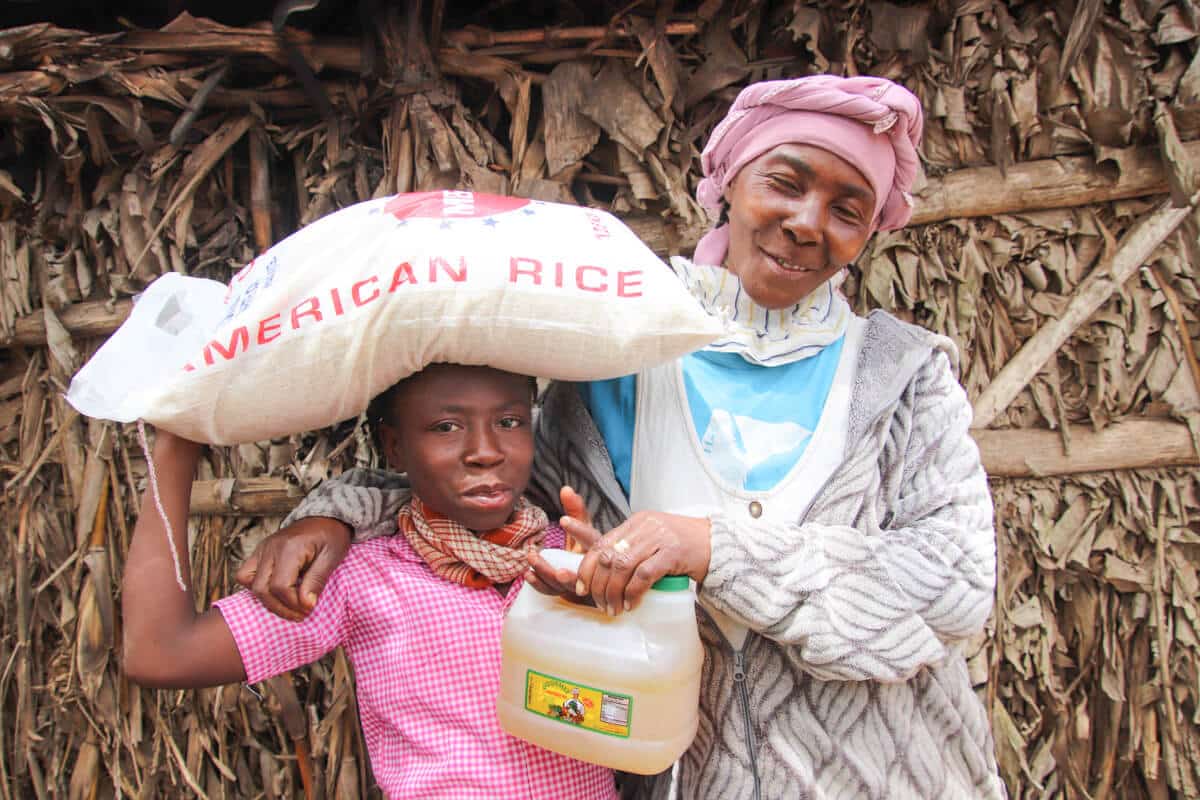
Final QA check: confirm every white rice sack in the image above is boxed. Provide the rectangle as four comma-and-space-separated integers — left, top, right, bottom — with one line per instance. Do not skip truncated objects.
67, 191, 724, 444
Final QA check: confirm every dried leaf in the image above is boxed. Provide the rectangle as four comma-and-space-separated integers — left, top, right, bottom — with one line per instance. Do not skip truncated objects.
1179, 46, 1200, 105
1058, 0, 1105, 82
630, 16, 684, 118
684, 15, 749, 107
42, 303, 79, 374
541, 62, 601, 176
1154, 101, 1197, 205
577, 61, 663, 156
868, 1, 931, 62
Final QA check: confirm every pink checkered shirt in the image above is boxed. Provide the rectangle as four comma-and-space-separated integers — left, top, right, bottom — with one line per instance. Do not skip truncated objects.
215, 526, 616, 800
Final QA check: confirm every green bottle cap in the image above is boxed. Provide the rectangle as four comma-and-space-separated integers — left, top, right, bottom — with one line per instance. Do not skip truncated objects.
651, 574, 690, 592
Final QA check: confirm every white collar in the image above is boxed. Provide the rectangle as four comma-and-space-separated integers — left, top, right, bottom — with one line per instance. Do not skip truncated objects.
670, 257, 851, 366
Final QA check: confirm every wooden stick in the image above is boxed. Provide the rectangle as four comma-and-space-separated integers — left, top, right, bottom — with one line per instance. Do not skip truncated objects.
14, 502, 32, 780
264, 674, 315, 800
622, 212, 711, 257
115, 32, 522, 81
491, 46, 644, 63
442, 21, 700, 48
168, 59, 231, 147
576, 173, 631, 186
249, 127, 273, 252
185, 419, 1200, 515
0, 300, 133, 347
115, 30, 361, 72
971, 200, 1193, 429
189, 477, 302, 515
973, 419, 1198, 478
115, 20, 702, 67
910, 142, 1200, 225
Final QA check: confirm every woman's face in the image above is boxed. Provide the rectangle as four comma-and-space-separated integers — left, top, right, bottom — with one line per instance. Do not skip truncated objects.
723, 143, 876, 309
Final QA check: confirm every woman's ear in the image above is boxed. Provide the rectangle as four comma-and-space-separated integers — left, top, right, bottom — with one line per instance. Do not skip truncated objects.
378, 424, 406, 472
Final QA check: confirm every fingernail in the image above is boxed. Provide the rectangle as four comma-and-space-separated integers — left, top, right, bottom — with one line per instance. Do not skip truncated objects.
623, 600, 630, 612
305, 593, 318, 607
575, 579, 586, 596
607, 605, 615, 617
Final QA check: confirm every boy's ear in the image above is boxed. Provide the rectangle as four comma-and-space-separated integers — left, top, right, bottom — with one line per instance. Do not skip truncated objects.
378, 424, 406, 472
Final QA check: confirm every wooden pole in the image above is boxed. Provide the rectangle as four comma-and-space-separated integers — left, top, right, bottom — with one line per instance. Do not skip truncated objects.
0, 300, 133, 347
185, 419, 1199, 515
909, 142, 1200, 225
114, 22, 702, 70
189, 477, 302, 515
442, 21, 700, 48
248, 128, 273, 252
115, 30, 362, 72
971, 200, 1193, 429
973, 419, 1198, 478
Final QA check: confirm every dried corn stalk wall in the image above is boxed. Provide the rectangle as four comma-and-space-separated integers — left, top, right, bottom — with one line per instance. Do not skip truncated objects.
0, 2, 1198, 798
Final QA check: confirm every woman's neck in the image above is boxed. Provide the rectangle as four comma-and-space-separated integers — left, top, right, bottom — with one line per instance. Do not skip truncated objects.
669, 256, 852, 366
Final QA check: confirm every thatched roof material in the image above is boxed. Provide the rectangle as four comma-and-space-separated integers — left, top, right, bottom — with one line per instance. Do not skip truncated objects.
0, 2, 1198, 798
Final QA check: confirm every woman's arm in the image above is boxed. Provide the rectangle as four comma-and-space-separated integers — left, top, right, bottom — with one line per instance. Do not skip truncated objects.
529, 381, 632, 535
121, 431, 247, 688
573, 352, 996, 682
279, 467, 411, 540
236, 469, 408, 619
705, 352, 994, 682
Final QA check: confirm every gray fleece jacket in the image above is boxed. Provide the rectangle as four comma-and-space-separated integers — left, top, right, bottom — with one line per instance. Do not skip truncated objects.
283, 310, 1005, 800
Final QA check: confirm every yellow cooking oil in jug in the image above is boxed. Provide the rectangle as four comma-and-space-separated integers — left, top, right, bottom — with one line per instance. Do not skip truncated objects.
497, 549, 703, 775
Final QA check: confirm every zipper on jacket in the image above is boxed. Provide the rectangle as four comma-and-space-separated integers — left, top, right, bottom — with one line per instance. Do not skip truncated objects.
732, 649, 763, 800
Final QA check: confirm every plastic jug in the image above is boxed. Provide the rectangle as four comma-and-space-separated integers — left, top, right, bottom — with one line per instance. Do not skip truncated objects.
497, 549, 703, 775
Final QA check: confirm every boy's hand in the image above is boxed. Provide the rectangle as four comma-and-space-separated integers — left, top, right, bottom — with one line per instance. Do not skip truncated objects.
237, 517, 352, 622
524, 486, 591, 599
559, 485, 588, 553
524, 550, 582, 598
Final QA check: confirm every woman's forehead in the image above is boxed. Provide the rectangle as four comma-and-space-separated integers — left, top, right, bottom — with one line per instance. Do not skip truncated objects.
743, 143, 875, 200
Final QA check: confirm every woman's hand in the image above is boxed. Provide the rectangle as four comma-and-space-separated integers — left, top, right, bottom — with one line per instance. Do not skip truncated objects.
236, 517, 352, 622
564, 511, 712, 615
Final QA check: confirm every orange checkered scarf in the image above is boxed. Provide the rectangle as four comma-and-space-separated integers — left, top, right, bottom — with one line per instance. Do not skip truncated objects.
397, 495, 549, 588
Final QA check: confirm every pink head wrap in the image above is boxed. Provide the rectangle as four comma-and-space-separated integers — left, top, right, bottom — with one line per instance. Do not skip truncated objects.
694, 75, 924, 266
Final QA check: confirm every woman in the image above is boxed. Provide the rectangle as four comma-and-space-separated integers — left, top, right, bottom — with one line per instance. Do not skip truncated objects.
242, 75, 1005, 799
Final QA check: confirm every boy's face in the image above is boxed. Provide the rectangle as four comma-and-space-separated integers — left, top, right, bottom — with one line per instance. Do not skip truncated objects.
379, 365, 535, 531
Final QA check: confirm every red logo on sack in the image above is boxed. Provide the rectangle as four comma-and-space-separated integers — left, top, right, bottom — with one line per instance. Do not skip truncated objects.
385, 191, 530, 220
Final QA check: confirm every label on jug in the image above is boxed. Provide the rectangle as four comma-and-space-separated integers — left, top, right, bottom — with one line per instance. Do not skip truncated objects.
524, 670, 632, 738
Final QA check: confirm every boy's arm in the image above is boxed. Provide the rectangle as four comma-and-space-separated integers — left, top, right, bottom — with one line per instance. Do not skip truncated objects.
121, 430, 247, 689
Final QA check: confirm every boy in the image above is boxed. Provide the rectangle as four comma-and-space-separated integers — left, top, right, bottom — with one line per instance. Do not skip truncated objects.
121, 363, 616, 799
